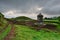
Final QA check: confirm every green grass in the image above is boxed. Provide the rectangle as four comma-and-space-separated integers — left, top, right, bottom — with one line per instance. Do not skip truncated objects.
44, 20, 60, 29
0, 19, 8, 30
0, 24, 11, 40
13, 25, 60, 40
44, 20, 59, 22
10, 16, 33, 21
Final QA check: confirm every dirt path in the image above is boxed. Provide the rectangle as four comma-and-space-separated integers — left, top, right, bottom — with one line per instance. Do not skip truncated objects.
4, 22, 15, 40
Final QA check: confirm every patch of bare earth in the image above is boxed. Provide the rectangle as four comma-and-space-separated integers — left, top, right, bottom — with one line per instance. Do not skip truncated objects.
4, 24, 15, 40
12, 21, 57, 31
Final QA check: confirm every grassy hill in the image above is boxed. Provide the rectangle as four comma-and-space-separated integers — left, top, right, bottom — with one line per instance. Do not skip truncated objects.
12, 25, 60, 40
8, 16, 60, 40
0, 12, 12, 40
10, 16, 34, 21
0, 12, 4, 24
0, 12, 60, 40
0, 12, 8, 30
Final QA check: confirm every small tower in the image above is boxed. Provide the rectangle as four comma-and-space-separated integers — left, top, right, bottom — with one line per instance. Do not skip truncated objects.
37, 13, 43, 25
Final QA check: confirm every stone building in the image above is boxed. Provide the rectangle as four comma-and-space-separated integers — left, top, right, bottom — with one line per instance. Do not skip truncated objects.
37, 13, 43, 25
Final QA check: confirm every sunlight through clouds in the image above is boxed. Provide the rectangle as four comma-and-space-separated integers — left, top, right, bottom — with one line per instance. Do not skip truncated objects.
6, 11, 14, 15
37, 8, 43, 11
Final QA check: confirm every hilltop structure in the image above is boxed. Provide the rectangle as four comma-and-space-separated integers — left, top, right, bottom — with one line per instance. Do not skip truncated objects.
37, 13, 43, 25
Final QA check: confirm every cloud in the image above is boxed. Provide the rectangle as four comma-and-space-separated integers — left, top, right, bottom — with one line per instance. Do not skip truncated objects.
41, 0, 60, 15
0, 0, 60, 19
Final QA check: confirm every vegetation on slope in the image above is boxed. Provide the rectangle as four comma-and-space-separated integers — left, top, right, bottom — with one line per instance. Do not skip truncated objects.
0, 12, 60, 40
0, 12, 4, 24
0, 12, 8, 30
12, 25, 60, 40
0, 24, 11, 40
10, 16, 33, 21
0, 12, 12, 40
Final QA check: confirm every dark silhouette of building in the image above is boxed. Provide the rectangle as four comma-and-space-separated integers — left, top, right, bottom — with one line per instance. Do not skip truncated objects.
37, 13, 43, 24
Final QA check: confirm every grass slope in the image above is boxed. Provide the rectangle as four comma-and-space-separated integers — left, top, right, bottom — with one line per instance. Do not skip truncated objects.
10, 16, 33, 21
0, 19, 8, 30
13, 25, 60, 40
0, 12, 8, 30
0, 24, 11, 40
0, 12, 12, 40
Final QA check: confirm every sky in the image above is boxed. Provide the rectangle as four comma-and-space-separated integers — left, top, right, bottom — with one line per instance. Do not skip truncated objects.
0, 0, 60, 19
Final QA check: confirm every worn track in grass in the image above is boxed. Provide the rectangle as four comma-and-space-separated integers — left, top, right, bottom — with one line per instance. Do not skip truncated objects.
4, 22, 15, 40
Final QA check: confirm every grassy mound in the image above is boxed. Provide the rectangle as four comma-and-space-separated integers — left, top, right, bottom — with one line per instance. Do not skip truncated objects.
10, 16, 33, 21
0, 12, 8, 30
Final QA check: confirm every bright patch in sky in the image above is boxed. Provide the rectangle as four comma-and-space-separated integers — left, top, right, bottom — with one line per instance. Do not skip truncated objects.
6, 11, 14, 15
37, 8, 42, 11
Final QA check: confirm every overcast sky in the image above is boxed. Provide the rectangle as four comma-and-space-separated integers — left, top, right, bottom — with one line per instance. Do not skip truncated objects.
0, 0, 60, 19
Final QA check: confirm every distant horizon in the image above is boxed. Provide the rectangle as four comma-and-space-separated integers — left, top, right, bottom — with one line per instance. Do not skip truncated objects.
4, 14, 60, 20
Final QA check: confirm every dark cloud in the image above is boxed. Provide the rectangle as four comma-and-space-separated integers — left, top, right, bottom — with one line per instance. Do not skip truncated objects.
41, 0, 60, 15
0, 0, 60, 19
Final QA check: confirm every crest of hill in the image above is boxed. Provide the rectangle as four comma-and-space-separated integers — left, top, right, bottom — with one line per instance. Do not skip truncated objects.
12, 16, 34, 21
0, 12, 7, 26
0, 12, 4, 17
0, 12, 4, 21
